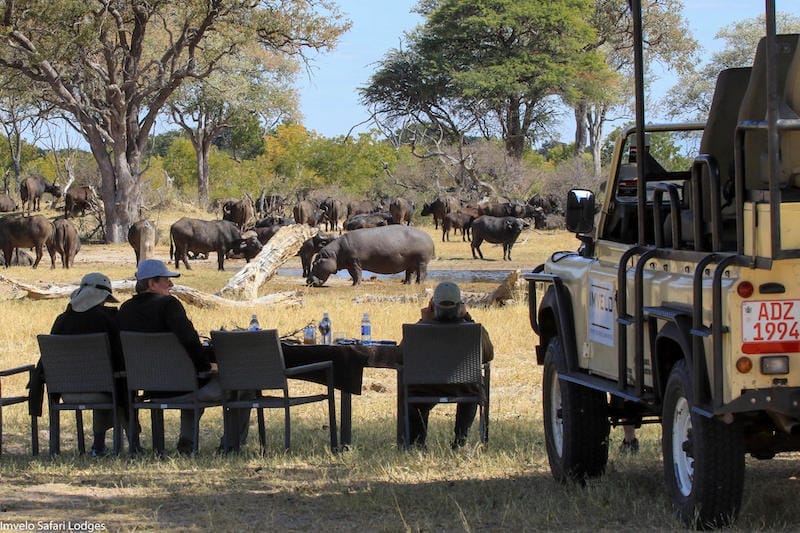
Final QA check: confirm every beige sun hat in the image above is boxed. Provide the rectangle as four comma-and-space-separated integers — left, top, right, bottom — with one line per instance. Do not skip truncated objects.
70, 272, 118, 312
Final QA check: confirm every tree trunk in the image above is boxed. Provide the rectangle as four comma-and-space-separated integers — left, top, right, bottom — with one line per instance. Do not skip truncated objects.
89, 139, 141, 243
574, 101, 587, 155
587, 103, 607, 179
504, 97, 525, 159
197, 146, 209, 206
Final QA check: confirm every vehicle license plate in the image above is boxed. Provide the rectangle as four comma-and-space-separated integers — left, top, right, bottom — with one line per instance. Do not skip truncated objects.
741, 299, 800, 353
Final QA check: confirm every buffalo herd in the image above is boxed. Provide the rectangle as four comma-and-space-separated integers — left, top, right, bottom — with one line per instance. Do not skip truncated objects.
0, 186, 561, 283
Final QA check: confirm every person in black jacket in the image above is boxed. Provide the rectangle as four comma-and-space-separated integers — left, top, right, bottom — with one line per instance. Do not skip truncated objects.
408, 281, 494, 449
33, 272, 129, 456
116, 259, 246, 454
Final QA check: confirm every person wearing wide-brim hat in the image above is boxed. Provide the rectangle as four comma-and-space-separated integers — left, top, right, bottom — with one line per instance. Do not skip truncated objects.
30, 272, 130, 456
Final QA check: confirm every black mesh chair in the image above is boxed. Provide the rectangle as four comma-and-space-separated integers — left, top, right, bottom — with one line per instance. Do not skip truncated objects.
210, 329, 338, 452
36, 333, 120, 455
0, 364, 38, 456
120, 331, 222, 456
400, 323, 489, 447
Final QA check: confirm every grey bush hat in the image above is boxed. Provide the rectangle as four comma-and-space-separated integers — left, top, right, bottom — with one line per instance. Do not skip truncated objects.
135, 259, 180, 281
70, 272, 118, 312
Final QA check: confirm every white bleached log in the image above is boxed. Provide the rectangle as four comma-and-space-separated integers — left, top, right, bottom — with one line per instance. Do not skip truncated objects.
0, 276, 302, 309
218, 224, 317, 300
351, 270, 520, 308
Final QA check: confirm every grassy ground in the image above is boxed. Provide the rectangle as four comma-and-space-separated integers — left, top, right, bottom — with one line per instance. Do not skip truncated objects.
1, 208, 800, 531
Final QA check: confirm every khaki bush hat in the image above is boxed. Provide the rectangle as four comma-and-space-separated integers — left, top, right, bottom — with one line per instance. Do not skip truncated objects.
70, 272, 118, 312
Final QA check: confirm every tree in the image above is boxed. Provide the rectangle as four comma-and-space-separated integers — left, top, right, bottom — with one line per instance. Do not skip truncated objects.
362, 0, 604, 161
0, 1, 348, 242
168, 45, 299, 205
664, 12, 800, 121
214, 110, 268, 162
0, 72, 49, 193
573, 0, 697, 177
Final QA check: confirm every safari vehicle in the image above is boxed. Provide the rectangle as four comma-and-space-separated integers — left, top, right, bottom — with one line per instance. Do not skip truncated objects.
524, 0, 800, 528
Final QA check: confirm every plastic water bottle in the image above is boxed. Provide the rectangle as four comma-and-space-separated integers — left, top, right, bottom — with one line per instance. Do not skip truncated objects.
248, 314, 260, 331
304, 321, 317, 344
319, 312, 332, 345
361, 312, 372, 344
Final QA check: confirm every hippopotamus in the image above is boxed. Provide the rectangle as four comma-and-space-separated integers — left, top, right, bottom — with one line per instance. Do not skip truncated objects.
307, 225, 435, 286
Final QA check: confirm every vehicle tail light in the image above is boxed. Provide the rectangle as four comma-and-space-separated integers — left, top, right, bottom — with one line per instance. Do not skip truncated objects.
761, 356, 789, 375
737, 281, 754, 298
736, 357, 753, 373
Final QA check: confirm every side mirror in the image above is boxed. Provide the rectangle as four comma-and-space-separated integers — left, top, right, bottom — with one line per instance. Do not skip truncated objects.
565, 189, 595, 234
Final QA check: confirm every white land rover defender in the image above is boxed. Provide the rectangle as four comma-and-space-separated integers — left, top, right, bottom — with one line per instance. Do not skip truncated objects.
525, 2, 800, 528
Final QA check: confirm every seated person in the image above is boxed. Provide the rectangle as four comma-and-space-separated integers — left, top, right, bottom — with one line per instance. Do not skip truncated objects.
116, 259, 248, 454
31, 272, 131, 456
407, 281, 494, 449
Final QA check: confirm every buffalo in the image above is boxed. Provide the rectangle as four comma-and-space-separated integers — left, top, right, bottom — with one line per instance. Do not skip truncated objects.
442, 211, 475, 242
298, 232, 337, 277
256, 215, 294, 227
222, 196, 256, 230
293, 200, 322, 227
346, 199, 381, 218
207, 197, 238, 216
64, 186, 98, 218
320, 197, 345, 232
0, 214, 53, 268
527, 193, 562, 216
252, 225, 282, 245
421, 196, 459, 229
169, 217, 262, 271
0, 193, 17, 212
47, 218, 81, 268
470, 215, 529, 261
20, 175, 62, 214
127, 220, 159, 265
0, 249, 33, 266
343, 212, 393, 231
389, 197, 414, 225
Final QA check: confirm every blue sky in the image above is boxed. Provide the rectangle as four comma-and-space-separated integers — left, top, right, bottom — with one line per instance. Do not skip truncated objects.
297, 0, 796, 142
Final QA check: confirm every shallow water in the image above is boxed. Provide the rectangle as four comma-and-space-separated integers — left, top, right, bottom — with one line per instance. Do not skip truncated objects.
277, 268, 515, 283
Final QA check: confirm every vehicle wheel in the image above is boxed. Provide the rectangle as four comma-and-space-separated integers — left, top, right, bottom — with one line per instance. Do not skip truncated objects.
662, 359, 744, 529
542, 337, 609, 482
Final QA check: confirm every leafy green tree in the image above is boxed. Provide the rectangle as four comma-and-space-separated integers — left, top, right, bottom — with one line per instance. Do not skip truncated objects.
162, 138, 198, 193
664, 12, 800, 121
573, 0, 697, 177
363, 0, 603, 160
0, 1, 348, 242
214, 110, 268, 162
169, 45, 299, 205
148, 131, 186, 159
308, 132, 398, 196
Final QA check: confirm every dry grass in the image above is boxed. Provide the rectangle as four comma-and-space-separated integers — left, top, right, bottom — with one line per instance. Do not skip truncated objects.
1, 208, 800, 530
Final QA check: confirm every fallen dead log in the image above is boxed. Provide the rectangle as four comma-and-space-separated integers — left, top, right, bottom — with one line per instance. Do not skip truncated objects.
219, 224, 317, 301
0, 276, 302, 309
351, 270, 520, 308
484, 269, 519, 307
352, 293, 426, 304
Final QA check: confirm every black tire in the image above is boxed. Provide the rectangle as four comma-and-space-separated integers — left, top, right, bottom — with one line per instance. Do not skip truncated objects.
542, 337, 609, 482
662, 360, 745, 529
